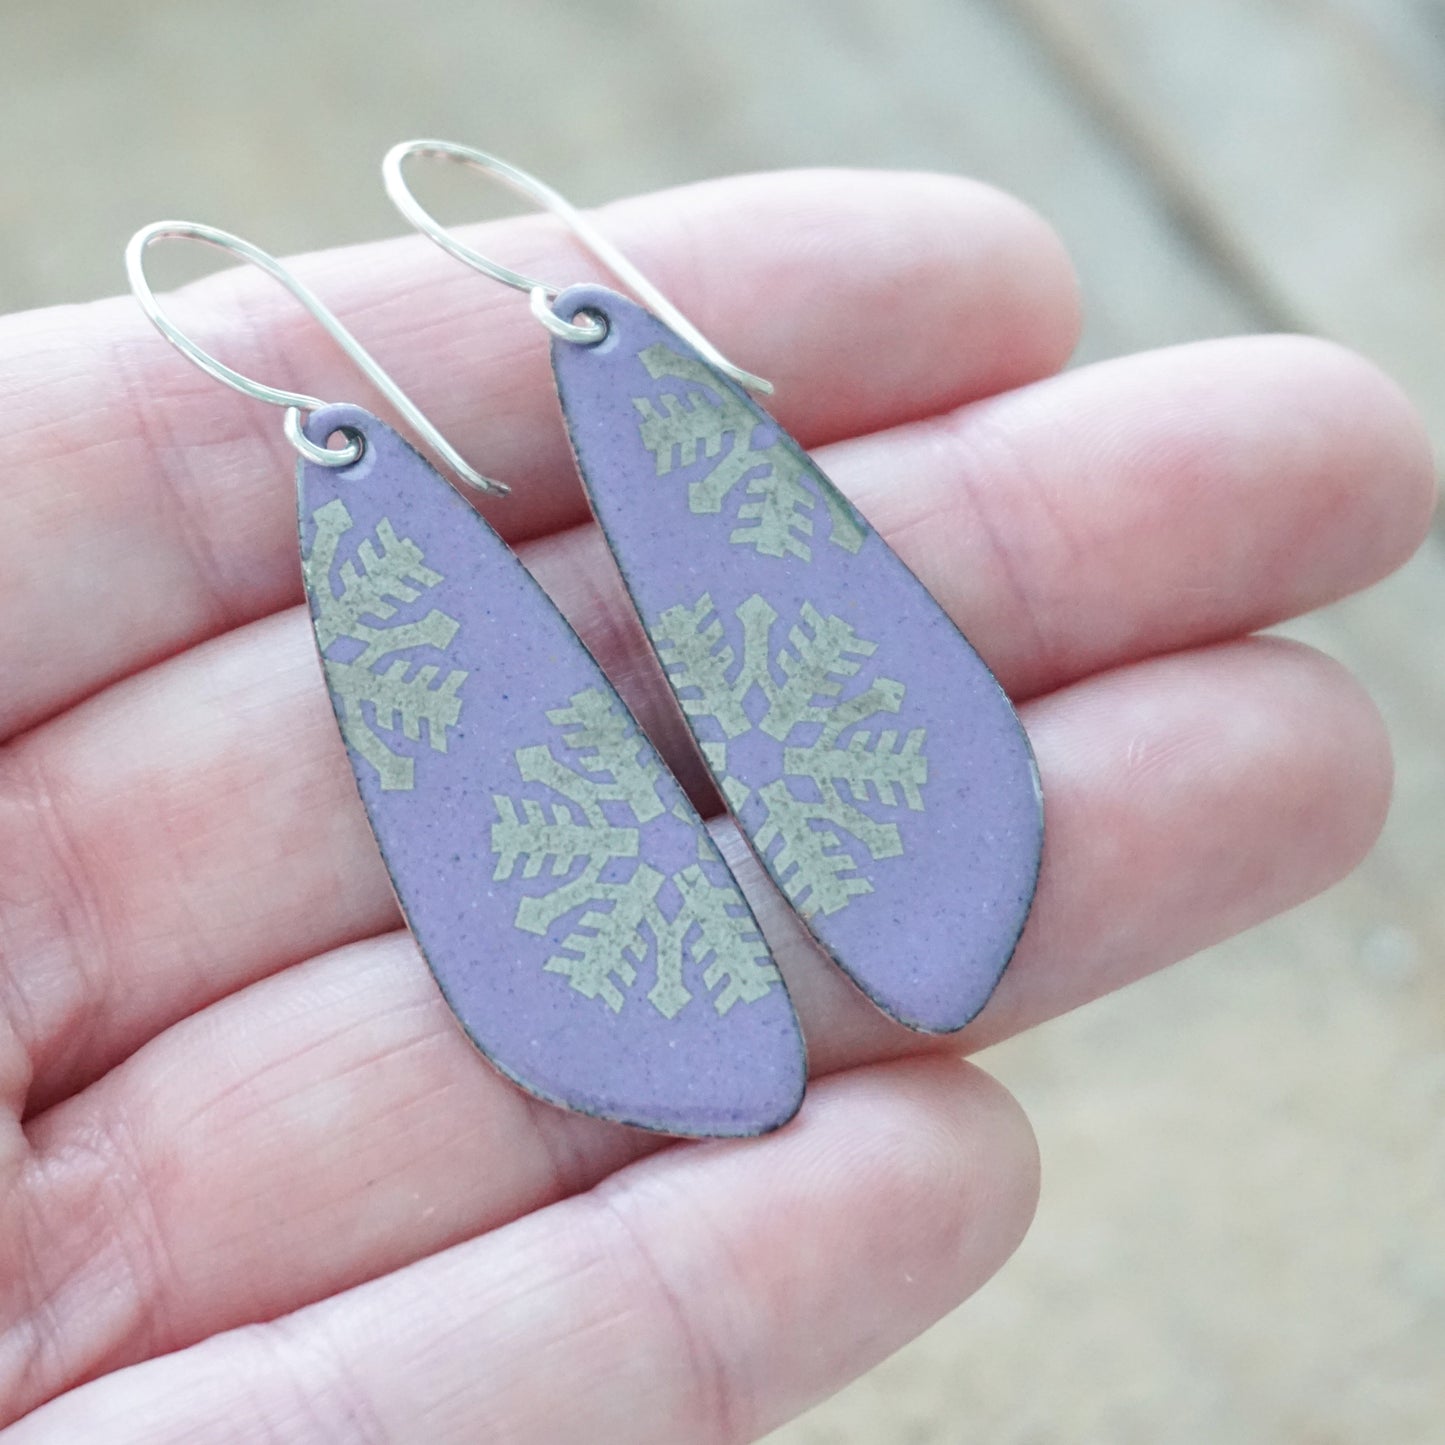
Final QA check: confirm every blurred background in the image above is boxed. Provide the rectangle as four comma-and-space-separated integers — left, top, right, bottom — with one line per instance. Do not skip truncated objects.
3, 2, 1443, 1440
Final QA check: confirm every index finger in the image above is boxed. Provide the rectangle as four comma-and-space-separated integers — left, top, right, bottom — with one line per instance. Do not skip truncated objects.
0, 168, 1078, 739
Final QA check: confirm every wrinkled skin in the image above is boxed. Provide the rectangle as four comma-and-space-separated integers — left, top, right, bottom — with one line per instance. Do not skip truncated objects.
0, 170, 1433, 1442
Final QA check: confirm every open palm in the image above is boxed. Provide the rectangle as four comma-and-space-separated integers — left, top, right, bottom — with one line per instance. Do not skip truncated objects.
0, 171, 1431, 1442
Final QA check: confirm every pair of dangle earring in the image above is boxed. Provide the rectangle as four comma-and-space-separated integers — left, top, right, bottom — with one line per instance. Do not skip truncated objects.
125, 148, 1041, 1139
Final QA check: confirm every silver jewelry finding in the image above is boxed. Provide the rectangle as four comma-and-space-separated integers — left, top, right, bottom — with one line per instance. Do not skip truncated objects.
125, 220, 508, 495
381, 139, 774, 395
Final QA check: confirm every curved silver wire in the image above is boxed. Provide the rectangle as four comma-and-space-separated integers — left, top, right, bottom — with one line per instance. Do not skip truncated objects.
382, 140, 775, 396
125, 221, 508, 495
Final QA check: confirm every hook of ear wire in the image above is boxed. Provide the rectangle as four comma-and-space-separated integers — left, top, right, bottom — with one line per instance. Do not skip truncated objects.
124, 220, 509, 497
383, 140, 773, 396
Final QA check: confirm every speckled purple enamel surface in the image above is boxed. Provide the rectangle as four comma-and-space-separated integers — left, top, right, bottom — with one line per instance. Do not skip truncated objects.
296, 405, 804, 1135
551, 288, 1044, 1033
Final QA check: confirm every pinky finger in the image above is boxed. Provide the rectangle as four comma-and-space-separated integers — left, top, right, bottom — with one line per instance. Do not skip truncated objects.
4, 1059, 1036, 1445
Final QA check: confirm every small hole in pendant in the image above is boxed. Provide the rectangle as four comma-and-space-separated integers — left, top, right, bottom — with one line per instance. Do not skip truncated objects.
561, 305, 618, 355
325, 426, 366, 464
571, 307, 609, 345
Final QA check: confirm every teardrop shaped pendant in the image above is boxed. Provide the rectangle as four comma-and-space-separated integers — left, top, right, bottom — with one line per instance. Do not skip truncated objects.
550, 288, 1044, 1033
298, 404, 805, 1135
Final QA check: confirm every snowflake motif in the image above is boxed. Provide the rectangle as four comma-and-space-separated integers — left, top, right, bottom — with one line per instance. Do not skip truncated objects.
303, 498, 468, 792
489, 688, 779, 1020
652, 593, 928, 919
632, 343, 866, 561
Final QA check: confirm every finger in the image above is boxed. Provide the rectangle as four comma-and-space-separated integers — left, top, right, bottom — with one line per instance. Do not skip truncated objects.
4, 335, 1427, 1105
774, 635, 1395, 1066
5, 637, 1389, 1412
0, 169, 1078, 739
830, 332, 1436, 700
5, 1059, 1038, 1444
3, 608, 397, 1114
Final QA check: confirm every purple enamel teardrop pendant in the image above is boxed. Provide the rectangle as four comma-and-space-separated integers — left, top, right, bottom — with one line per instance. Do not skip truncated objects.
551, 289, 1044, 1033
296, 405, 804, 1135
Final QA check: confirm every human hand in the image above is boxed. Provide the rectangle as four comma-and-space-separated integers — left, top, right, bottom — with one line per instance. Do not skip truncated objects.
0, 170, 1431, 1441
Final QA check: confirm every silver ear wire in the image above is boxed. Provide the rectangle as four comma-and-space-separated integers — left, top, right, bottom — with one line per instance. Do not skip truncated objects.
381, 140, 774, 396
125, 221, 509, 496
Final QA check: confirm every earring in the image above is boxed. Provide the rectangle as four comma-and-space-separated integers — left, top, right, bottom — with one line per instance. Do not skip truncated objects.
125, 223, 805, 1137
385, 143, 1044, 1035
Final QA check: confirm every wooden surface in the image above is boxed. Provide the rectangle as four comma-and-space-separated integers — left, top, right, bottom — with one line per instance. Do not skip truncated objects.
1, 3, 1441, 1440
